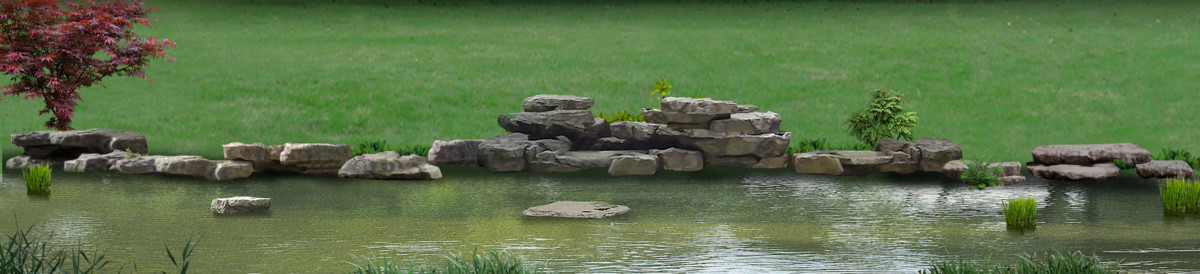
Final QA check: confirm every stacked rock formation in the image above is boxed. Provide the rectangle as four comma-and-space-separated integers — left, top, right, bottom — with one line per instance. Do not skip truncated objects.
942, 160, 1027, 184
338, 151, 442, 180
221, 142, 352, 175
1027, 143, 1151, 181
6, 129, 148, 169
455, 95, 791, 175
790, 137, 963, 177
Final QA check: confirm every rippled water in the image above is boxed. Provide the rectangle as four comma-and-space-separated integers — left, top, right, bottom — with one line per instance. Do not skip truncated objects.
1, 167, 1198, 273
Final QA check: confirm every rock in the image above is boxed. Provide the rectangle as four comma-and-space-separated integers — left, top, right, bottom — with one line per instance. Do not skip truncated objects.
211, 196, 271, 214
752, 154, 790, 169
497, 110, 597, 140
609, 154, 659, 175
338, 151, 443, 180
1136, 160, 1195, 179
527, 150, 648, 173
659, 97, 738, 115
590, 137, 635, 150
521, 94, 594, 112
114, 156, 162, 174
1027, 163, 1120, 181
522, 201, 629, 219
278, 143, 353, 175
608, 122, 679, 148
708, 112, 782, 135
523, 137, 571, 163
575, 118, 612, 150
211, 161, 254, 180
223, 142, 269, 162
995, 161, 1022, 176
943, 160, 1022, 179
477, 133, 533, 172
6, 155, 68, 169
155, 156, 213, 178
876, 137, 963, 172
880, 151, 919, 174
735, 104, 758, 113
427, 139, 484, 167
810, 150, 893, 177
709, 156, 760, 168
691, 132, 790, 158
650, 148, 703, 172
1000, 176, 1027, 184
791, 153, 844, 175
642, 108, 730, 126
63, 151, 126, 172
11, 128, 148, 156
1031, 143, 1152, 165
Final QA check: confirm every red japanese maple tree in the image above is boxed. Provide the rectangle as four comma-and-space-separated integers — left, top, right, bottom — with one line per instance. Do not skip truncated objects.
0, 0, 175, 130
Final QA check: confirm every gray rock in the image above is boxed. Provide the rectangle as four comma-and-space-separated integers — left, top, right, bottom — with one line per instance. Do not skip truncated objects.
528, 150, 648, 173
642, 108, 730, 126
114, 156, 162, 174
609, 154, 659, 175
791, 153, 844, 175
1136, 160, 1195, 179
278, 143, 353, 175
155, 156, 213, 178
876, 137, 963, 172
608, 122, 679, 149
650, 148, 703, 172
211, 161, 254, 181
477, 133, 534, 172
735, 104, 759, 113
751, 154, 790, 169
709, 156, 760, 168
11, 128, 148, 155
63, 151, 126, 172
1000, 176, 1027, 184
497, 110, 597, 140
659, 97, 738, 115
521, 94, 594, 112
814, 150, 894, 177
575, 118, 611, 150
1027, 163, 1120, 181
691, 132, 791, 158
223, 142, 269, 162
5, 155, 67, 169
338, 151, 442, 180
211, 196, 271, 214
523, 201, 629, 219
524, 137, 571, 163
1031, 143, 1152, 165
708, 112, 782, 135
880, 151, 919, 174
427, 139, 484, 167
590, 137, 635, 151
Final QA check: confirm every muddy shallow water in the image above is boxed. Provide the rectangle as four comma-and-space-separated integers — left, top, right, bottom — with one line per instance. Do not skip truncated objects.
1, 167, 1197, 273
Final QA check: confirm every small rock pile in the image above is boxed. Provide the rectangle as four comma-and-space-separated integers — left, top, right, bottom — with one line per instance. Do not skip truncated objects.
222, 142, 353, 175
1026, 143, 1154, 181
429, 95, 793, 175
6, 129, 148, 169
790, 137, 963, 177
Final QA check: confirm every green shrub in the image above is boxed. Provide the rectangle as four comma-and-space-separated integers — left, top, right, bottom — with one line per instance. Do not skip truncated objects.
353, 140, 430, 157
1159, 178, 1200, 215
787, 138, 874, 154
961, 160, 1004, 190
22, 164, 52, 195
595, 109, 645, 123
1, 225, 111, 273
923, 250, 1121, 274
1003, 196, 1037, 230
844, 89, 918, 146
348, 247, 541, 274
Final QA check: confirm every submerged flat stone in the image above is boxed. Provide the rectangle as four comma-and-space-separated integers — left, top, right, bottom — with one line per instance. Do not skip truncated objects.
211, 196, 271, 214
523, 201, 630, 219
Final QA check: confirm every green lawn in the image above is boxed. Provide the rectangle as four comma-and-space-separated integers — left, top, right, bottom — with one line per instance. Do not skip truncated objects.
3, 0, 1197, 163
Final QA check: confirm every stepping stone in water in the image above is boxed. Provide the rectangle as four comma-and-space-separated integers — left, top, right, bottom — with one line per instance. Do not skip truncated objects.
523, 201, 629, 219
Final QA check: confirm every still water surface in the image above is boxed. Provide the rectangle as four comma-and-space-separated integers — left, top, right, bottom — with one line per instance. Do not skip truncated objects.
2, 167, 1198, 273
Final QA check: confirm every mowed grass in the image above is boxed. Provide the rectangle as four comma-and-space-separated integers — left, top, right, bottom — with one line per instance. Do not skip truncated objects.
3, 0, 1198, 161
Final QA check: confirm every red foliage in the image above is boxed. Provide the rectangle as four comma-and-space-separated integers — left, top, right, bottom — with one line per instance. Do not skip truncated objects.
0, 0, 175, 130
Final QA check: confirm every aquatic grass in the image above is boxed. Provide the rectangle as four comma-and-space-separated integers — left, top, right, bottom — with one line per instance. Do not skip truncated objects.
924, 250, 1121, 274
1003, 196, 1037, 230
164, 236, 200, 274
920, 258, 1005, 274
22, 164, 52, 195
1159, 178, 1200, 215
348, 247, 541, 274
348, 254, 438, 274
1, 224, 111, 273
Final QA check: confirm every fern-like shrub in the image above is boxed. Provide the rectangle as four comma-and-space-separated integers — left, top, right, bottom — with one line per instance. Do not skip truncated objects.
845, 89, 918, 147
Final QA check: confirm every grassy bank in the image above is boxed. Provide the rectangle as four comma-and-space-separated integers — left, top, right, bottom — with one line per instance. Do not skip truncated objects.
3, 0, 1197, 162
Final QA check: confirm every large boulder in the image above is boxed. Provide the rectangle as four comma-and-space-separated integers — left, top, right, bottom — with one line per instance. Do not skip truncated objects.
427, 139, 485, 166
609, 154, 659, 176
150, 155, 252, 180
497, 110, 597, 140
574, 118, 612, 150
650, 148, 703, 172
527, 150, 648, 173
642, 108, 730, 126
6, 155, 68, 169
1136, 160, 1195, 179
11, 129, 148, 156
879, 151, 919, 174
223, 142, 270, 163
338, 151, 442, 180
211, 161, 254, 181
608, 122, 679, 149
278, 143, 353, 175
114, 156, 163, 174
690, 132, 791, 159
63, 151, 127, 172
477, 133, 534, 172
659, 97, 738, 115
751, 154, 790, 169
523, 201, 629, 219
821, 150, 894, 177
211, 197, 271, 214
791, 153, 844, 175
155, 156, 214, 178
522, 94, 594, 112
876, 137, 963, 172
1027, 163, 1120, 181
1031, 143, 1152, 165
524, 137, 571, 163
709, 112, 782, 135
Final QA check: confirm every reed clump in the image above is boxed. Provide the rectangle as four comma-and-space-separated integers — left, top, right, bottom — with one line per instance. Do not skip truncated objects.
1003, 196, 1037, 230
349, 247, 541, 274
1159, 178, 1200, 215
22, 164, 52, 195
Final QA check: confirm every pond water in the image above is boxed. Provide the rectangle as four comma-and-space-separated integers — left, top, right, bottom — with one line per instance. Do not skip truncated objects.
1, 167, 1198, 273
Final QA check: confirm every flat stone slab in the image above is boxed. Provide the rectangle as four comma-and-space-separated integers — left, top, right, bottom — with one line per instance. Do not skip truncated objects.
523, 201, 629, 219
1136, 160, 1195, 179
1031, 143, 1152, 165
211, 196, 271, 214
1027, 163, 1120, 181
522, 94, 594, 112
